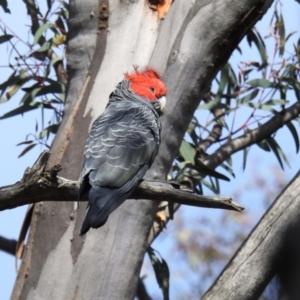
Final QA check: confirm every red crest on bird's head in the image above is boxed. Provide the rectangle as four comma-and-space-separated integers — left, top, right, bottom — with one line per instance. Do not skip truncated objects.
125, 68, 167, 101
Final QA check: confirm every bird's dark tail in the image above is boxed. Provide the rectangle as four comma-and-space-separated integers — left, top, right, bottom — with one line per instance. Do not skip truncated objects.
79, 204, 109, 236
78, 186, 114, 236
79, 205, 91, 236
79, 184, 133, 236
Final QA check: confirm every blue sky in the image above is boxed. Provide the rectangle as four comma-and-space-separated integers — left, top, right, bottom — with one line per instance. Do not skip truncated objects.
0, 1, 300, 300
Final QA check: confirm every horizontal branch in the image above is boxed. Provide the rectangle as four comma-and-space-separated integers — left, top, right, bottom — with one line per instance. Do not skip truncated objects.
0, 151, 243, 213
204, 101, 300, 168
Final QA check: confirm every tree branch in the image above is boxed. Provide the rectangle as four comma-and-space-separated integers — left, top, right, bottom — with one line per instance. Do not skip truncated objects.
196, 91, 224, 154
147, 100, 300, 243
0, 151, 242, 213
202, 170, 300, 300
204, 101, 300, 168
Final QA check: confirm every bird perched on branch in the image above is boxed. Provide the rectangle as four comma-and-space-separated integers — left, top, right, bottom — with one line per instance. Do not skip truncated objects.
78, 69, 167, 235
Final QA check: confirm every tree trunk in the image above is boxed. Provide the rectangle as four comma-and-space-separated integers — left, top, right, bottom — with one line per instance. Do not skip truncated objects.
202, 170, 300, 300
11, 0, 273, 299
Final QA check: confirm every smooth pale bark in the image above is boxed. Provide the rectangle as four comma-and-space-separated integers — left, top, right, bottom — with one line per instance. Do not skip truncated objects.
11, 0, 273, 299
202, 170, 300, 300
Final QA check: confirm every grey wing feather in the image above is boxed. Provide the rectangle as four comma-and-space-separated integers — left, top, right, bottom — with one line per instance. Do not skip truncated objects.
78, 101, 160, 235
81, 102, 160, 187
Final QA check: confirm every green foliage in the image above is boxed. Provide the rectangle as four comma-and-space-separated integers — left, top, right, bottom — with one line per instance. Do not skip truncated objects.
0, 0, 68, 156
171, 2, 300, 198
0, 0, 10, 13
286, 121, 299, 153
246, 27, 268, 66
147, 247, 170, 300
0, 34, 12, 44
179, 140, 195, 163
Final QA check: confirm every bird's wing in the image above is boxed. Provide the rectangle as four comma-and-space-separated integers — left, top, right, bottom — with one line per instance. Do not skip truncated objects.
79, 162, 150, 234
81, 103, 160, 188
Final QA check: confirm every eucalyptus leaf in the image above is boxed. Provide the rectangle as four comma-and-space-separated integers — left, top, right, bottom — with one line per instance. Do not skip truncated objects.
225, 156, 232, 167
240, 99, 286, 111
24, 0, 42, 17
247, 78, 275, 88
34, 23, 53, 44
179, 140, 195, 163
0, 71, 17, 99
278, 13, 285, 56
18, 144, 37, 158
246, 28, 268, 66
55, 15, 66, 33
36, 41, 51, 52
47, 0, 52, 10
200, 177, 218, 194
0, 34, 13, 44
257, 139, 271, 152
282, 76, 300, 91
214, 63, 229, 103
285, 122, 299, 153
0, 0, 10, 13
243, 146, 250, 171
0, 103, 40, 119
219, 162, 235, 178
238, 89, 259, 103
266, 136, 290, 170
45, 56, 63, 77
16, 140, 34, 146
20, 88, 42, 105
147, 247, 170, 300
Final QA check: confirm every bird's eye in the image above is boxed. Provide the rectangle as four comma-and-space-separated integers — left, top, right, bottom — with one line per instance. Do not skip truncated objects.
149, 87, 155, 93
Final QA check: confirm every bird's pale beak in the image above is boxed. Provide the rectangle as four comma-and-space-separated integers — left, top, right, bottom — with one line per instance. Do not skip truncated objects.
158, 96, 166, 111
